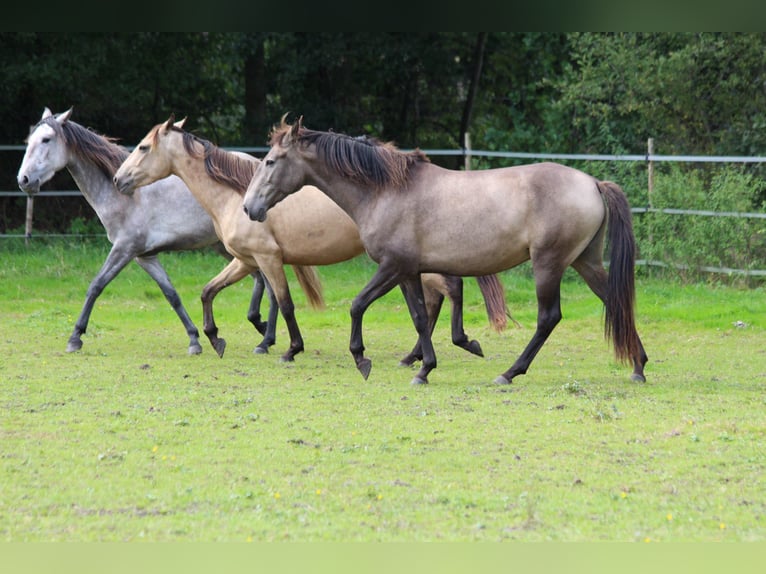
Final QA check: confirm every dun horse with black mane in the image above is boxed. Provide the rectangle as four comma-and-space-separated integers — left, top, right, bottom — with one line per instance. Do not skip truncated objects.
243, 116, 648, 386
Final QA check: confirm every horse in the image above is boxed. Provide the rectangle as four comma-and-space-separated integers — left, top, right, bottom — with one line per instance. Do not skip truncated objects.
242, 116, 649, 386
113, 116, 509, 366
15, 107, 317, 355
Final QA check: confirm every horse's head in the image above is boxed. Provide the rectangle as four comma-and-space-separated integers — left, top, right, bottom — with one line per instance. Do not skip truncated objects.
114, 115, 186, 195
243, 116, 306, 222
17, 107, 73, 195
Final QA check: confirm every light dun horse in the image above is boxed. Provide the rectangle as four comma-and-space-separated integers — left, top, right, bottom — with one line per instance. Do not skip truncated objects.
16, 107, 311, 354
243, 117, 648, 386
113, 117, 508, 366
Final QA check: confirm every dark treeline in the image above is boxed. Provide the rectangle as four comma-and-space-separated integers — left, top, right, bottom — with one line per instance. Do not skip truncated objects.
2, 32, 765, 232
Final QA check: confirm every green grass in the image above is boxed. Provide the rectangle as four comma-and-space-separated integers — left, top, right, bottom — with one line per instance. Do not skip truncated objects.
1, 238, 764, 541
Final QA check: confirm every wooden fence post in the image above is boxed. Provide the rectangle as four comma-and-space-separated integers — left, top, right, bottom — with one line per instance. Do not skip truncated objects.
647, 138, 654, 208
463, 132, 472, 171
647, 138, 654, 246
25, 195, 34, 245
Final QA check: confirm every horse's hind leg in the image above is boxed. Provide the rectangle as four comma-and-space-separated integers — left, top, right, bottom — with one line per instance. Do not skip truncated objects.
136, 255, 203, 355
201, 258, 255, 357
68, 246, 136, 352
440, 274, 484, 357
246, 272, 268, 335
247, 271, 278, 354
496, 265, 564, 384
427, 274, 483, 356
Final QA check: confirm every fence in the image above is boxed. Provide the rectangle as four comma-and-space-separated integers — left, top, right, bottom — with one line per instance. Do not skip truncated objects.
2, 142, 765, 278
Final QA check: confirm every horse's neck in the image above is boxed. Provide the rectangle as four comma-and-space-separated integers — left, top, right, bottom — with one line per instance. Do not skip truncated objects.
170, 153, 242, 222
67, 156, 127, 227
304, 168, 371, 226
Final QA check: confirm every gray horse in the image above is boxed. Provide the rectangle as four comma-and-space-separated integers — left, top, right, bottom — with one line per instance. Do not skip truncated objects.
16, 108, 318, 354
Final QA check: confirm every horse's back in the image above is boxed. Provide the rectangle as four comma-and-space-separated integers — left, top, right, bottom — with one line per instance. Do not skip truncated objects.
396, 162, 607, 275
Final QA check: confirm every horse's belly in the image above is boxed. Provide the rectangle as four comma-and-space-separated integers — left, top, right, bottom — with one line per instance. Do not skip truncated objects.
420, 245, 529, 276
272, 217, 364, 265
264, 188, 365, 265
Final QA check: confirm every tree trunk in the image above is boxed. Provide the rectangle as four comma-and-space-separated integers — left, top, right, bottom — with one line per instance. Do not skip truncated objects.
244, 36, 268, 146
459, 32, 487, 150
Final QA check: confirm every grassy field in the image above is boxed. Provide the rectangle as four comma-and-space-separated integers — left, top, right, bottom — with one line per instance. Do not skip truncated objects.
1, 238, 764, 542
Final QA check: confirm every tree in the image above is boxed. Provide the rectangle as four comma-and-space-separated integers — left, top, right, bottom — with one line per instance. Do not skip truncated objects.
553, 32, 766, 157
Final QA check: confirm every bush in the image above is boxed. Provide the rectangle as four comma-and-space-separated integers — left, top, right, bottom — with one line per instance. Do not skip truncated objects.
636, 164, 766, 284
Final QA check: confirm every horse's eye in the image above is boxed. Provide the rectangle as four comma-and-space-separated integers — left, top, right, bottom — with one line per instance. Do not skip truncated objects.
138, 145, 149, 152
41, 138, 50, 144
265, 159, 275, 166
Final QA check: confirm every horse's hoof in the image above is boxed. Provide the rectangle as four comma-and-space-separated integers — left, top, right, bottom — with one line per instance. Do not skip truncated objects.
410, 376, 428, 386
398, 357, 416, 368
467, 340, 484, 357
630, 373, 646, 383
253, 346, 269, 355
357, 358, 372, 380
279, 354, 295, 363
66, 340, 83, 353
188, 343, 203, 355
493, 374, 511, 385
213, 339, 226, 358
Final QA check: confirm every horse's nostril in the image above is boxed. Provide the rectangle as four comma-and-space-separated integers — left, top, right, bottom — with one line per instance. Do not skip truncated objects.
243, 205, 249, 215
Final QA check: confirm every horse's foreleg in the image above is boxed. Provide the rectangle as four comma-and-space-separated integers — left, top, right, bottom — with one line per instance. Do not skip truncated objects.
201, 258, 255, 358
349, 264, 403, 380
399, 274, 444, 367
496, 268, 563, 384
68, 246, 134, 353
258, 258, 304, 362
247, 272, 278, 353
399, 275, 438, 385
136, 255, 203, 355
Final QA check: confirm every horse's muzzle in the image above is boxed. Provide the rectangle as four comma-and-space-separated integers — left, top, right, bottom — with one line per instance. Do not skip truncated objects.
17, 175, 40, 195
113, 175, 135, 196
243, 203, 268, 222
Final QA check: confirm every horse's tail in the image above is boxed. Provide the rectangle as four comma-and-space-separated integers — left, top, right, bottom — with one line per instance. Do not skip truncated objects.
292, 265, 325, 310
475, 274, 509, 333
598, 180, 641, 364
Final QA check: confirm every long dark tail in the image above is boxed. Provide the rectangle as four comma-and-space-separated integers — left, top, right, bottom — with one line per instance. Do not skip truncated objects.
598, 181, 641, 363
292, 265, 325, 310
475, 274, 509, 332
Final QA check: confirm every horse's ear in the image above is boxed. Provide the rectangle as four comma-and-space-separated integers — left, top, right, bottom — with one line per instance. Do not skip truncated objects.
163, 114, 176, 132
55, 107, 73, 124
174, 117, 187, 130
42, 107, 53, 120
287, 116, 302, 145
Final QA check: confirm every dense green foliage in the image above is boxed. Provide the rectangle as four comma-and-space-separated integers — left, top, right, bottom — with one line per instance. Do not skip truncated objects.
5, 33, 764, 154
1, 33, 764, 279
